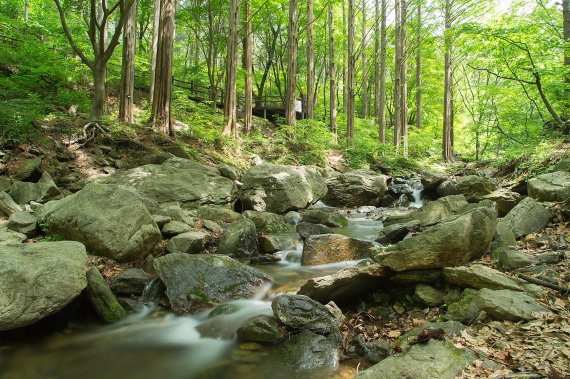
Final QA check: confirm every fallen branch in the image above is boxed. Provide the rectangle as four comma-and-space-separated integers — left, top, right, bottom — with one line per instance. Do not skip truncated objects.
517, 274, 570, 295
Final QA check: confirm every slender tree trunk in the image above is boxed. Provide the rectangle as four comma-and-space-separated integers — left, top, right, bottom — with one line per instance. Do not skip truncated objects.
91, 61, 107, 120
346, 0, 355, 144
400, 0, 408, 157
415, 0, 422, 129
342, 2, 347, 113
150, 0, 160, 104
24, 0, 29, 21
377, 0, 386, 143
443, 0, 453, 160
222, 0, 240, 137
329, 1, 337, 143
306, 0, 314, 118
244, 0, 253, 134
361, 0, 367, 119
393, 0, 401, 148
150, 0, 176, 135
119, 0, 137, 123
563, 0, 570, 113
285, 0, 299, 128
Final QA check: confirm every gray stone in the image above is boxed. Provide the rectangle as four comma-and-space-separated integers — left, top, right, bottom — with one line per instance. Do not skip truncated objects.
302, 234, 376, 266
436, 175, 496, 202
482, 189, 522, 217
152, 215, 171, 229
259, 234, 292, 253
415, 284, 445, 306
202, 219, 223, 233
86, 267, 127, 323
241, 163, 327, 214
9, 172, 62, 204
301, 208, 348, 227
324, 170, 390, 207
377, 220, 421, 244
554, 159, 570, 171
395, 321, 467, 351
0, 229, 27, 245
243, 210, 292, 232
296, 221, 333, 240
476, 288, 552, 321
0, 176, 11, 192
158, 205, 196, 226
0, 241, 87, 330
351, 334, 390, 363
384, 195, 468, 227
495, 248, 534, 271
390, 269, 442, 283
284, 211, 302, 225
271, 294, 339, 335
161, 221, 194, 237
153, 253, 270, 313
218, 218, 258, 259
6, 211, 37, 237
0, 191, 22, 216
110, 268, 151, 295
445, 289, 481, 324
9, 156, 41, 182
528, 171, 570, 202
166, 231, 209, 254
198, 205, 241, 224
219, 165, 240, 181
38, 183, 162, 262
237, 315, 286, 343
298, 262, 389, 303
375, 207, 497, 271
420, 169, 447, 193
501, 197, 552, 238
356, 340, 475, 379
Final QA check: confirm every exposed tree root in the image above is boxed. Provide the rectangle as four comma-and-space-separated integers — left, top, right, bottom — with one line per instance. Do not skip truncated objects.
67, 122, 112, 148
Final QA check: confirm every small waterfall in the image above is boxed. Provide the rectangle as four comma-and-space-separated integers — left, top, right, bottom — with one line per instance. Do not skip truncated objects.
409, 181, 424, 208
141, 277, 164, 304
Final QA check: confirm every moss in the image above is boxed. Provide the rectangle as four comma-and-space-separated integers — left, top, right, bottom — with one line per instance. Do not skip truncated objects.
187, 286, 209, 304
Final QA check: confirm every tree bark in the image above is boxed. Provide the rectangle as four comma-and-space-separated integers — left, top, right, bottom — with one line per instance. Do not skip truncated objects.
361, 0, 368, 119
346, 0, 355, 144
24, 0, 29, 21
306, 0, 314, 118
119, 0, 137, 123
150, 0, 175, 136
149, 0, 160, 104
563, 0, 570, 113
393, 0, 401, 148
415, 0, 422, 129
222, 0, 240, 137
443, 0, 453, 160
328, 0, 337, 143
400, 0, 408, 157
285, 0, 299, 128
244, 0, 253, 134
376, 0, 386, 143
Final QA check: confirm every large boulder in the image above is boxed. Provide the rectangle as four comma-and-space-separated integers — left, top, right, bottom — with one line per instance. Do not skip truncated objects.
217, 218, 258, 259
243, 210, 293, 232
240, 163, 327, 213
501, 197, 552, 238
476, 288, 551, 321
482, 188, 522, 217
436, 175, 496, 202
0, 241, 87, 330
39, 183, 162, 262
384, 195, 468, 227
197, 205, 241, 224
527, 171, 570, 202
324, 170, 389, 207
166, 231, 209, 254
9, 172, 62, 204
301, 208, 348, 227
271, 294, 340, 335
302, 234, 376, 266
110, 268, 151, 296
296, 221, 333, 240
6, 211, 37, 237
375, 207, 497, 271
9, 156, 41, 182
98, 157, 238, 209
237, 315, 286, 343
153, 253, 271, 313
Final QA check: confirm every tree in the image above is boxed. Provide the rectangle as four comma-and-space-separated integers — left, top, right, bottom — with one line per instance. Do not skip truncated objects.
243, 0, 253, 134
346, 0, 355, 144
54, 0, 133, 120
306, 0, 314, 119
222, 0, 240, 137
415, 0, 422, 129
328, 0, 337, 143
442, 0, 453, 160
150, 0, 176, 135
285, 0, 299, 128
149, 0, 160, 104
563, 0, 569, 112
119, 0, 137, 123
361, 0, 368, 119
375, 0, 387, 143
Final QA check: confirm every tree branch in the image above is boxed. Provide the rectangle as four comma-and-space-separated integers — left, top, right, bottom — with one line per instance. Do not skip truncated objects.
53, 0, 93, 69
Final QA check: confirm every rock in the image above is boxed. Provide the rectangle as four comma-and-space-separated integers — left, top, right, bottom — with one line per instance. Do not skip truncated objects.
217, 218, 258, 259
0, 229, 27, 244
384, 195, 468, 227
166, 231, 209, 254
375, 207, 497, 271
377, 220, 421, 244
9, 172, 62, 204
9, 156, 41, 182
6, 211, 37, 237
202, 219, 223, 233
271, 294, 339, 335
161, 221, 194, 237
501, 197, 552, 238
86, 267, 127, 323
351, 334, 390, 363
442, 264, 542, 296
198, 205, 242, 224
259, 234, 292, 253
491, 222, 517, 255
151, 214, 171, 228
495, 248, 534, 271
0, 176, 11, 192
38, 183, 162, 262
482, 189, 522, 217
436, 175, 496, 202
298, 262, 389, 303
324, 170, 390, 207
302, 234, 376, 266
554, 159, 570, 171
476, 288, 552, 321
395, 321, 467, 351
240, 163, 327, 214
296, 221, 333, 240
301, 208, 347, 227
356, 340, 475, 379
420, 169, 447, 196
219, 165, 240, 181
284, 211, 301, 225
162, 143, 191, 159
528, 171, 570, 202
390, 269, 442, 283
237, 315, 286, 343
415, 284, 445, 306
243, 210, 292, 232
153, 253, 270, 313
157, 205, 196, 226
98, 157, 237, 209
0, 241, 87, 330
445, 289, 481, 324
0, 191, 22, 216
110, 268, 151, 296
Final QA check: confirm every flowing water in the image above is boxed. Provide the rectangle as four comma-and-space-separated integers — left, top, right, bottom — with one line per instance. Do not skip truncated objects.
0, 197, 420, 379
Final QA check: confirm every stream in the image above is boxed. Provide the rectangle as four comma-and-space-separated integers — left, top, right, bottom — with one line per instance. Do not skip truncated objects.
0, 185, 423, 379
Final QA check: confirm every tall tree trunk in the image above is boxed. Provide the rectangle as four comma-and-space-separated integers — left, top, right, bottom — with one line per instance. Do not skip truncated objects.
222, 0, 240, 137
24, 0, 29, 20
285, 0, 299, 128
306, 0, 314, 118
393, 0, 401, 148
376, 0, 386, 143
244, 0, 253, 134
400, 0, 408, 157
347, 0, 355, 144
150, 0, 160, 104
91, 61, 107, 120
150, 0, 175, 135
443, 0, 453, 160
328, 0, 337, 143
563, 0, 570, 113
342, 2, 347, 113
415, 0, 422, 129
119, 0, 137, 123
361, 0, 367, 119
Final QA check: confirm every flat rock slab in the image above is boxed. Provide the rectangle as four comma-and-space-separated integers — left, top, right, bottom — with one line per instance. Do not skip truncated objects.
528, 171, 570, 202
302, 234, 376, 266
324, 170, 389, 207
0, 241, 87, 330
476, 288, 552, 321
501, 197, 552, 238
